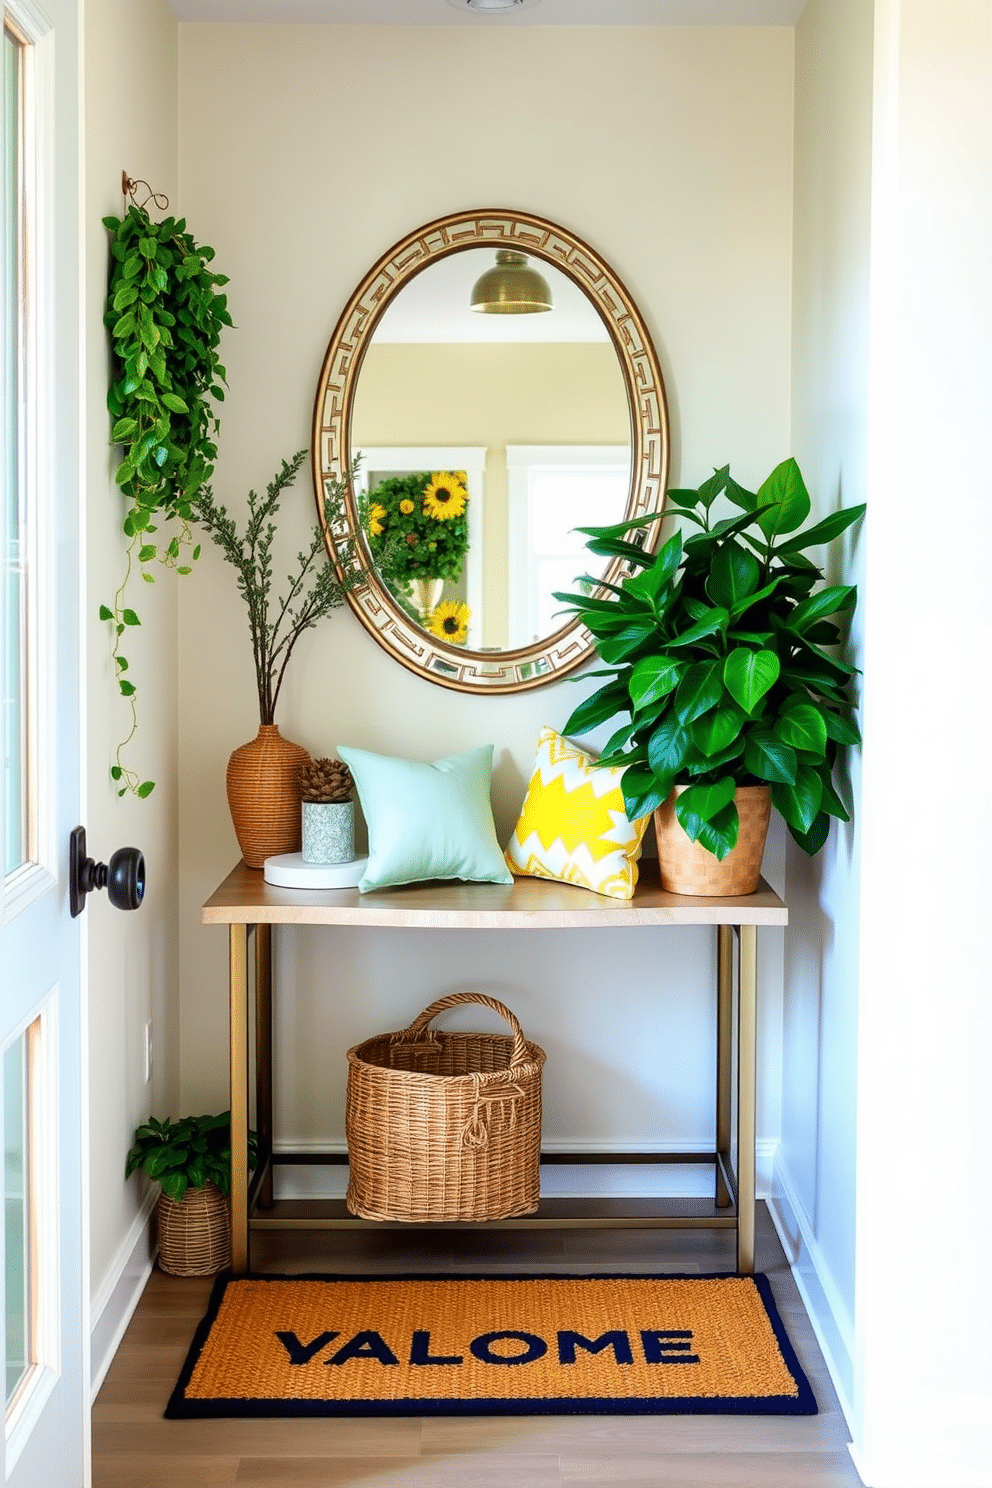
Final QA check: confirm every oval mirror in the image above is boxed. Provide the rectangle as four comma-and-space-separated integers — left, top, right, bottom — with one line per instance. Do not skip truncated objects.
312, 209, 670, 693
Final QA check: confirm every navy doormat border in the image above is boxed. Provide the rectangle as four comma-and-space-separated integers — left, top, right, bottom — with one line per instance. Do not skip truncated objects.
165, 1270, 817, 1419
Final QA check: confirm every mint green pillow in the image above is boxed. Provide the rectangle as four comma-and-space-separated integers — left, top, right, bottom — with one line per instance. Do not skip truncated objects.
337, 744, 513, 893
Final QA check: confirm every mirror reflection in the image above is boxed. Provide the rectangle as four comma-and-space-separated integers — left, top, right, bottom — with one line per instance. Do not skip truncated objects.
350, 248, 632, 652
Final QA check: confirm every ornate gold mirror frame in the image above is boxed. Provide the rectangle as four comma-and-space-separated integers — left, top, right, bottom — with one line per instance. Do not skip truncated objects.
311, 208, 670, 694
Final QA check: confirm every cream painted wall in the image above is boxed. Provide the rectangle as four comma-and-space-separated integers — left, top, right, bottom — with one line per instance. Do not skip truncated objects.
176, 25, 794, 1174
852, 3, 992, 1482
83, 0, 180, 1307
783, 0, 873, 1418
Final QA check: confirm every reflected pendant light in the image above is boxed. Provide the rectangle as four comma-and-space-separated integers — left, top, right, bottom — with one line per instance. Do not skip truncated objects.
470, 250, 554, 315
447, 0, 542, 11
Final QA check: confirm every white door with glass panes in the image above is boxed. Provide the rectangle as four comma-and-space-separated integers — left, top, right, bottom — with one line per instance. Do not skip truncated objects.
2, 2, 87, 1483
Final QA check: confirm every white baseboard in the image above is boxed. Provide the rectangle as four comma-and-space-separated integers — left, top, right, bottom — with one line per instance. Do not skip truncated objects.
272, 1139, 779, 1201
767, 1154, 855, 1430
89, 1192, 157, 1400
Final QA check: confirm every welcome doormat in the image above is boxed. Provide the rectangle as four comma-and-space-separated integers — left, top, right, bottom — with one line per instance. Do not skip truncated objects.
165, 1272, 816, 1418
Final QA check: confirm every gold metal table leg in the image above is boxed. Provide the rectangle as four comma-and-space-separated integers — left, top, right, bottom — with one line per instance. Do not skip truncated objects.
716, 924, 733, 1208
229, 923, 250, 1274
736, 923, 757, 1274
254, 923, 274, 1209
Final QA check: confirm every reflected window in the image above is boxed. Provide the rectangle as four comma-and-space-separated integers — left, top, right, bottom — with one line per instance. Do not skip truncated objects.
507, 446, 631, 647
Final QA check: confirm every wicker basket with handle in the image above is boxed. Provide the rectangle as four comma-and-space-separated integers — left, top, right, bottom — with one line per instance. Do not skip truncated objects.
346, 992, 546, 1223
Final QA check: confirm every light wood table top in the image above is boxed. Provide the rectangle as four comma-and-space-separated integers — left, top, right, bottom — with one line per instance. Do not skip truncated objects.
202, 860, 788, 929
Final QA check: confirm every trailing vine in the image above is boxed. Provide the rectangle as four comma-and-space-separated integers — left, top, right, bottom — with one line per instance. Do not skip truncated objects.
102, 189, 232, 797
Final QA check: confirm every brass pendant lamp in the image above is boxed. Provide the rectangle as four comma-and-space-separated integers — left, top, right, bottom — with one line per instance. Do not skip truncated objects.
470, 249, 554, 315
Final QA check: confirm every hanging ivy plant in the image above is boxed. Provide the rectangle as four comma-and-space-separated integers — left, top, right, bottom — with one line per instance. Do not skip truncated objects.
101, 200, 233, 797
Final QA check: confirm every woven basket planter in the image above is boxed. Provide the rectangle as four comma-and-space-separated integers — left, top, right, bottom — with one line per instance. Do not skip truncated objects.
654, 784, 772, 897
156, 1181, 230, 1276
346, 992, 546, 1224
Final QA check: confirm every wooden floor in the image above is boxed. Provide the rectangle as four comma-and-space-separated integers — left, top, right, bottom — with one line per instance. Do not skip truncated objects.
91, 1205, 864, 1488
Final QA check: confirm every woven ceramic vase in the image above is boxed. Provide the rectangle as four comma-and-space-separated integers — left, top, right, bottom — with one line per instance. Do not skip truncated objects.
226, 724, 310, 869
654, 784, 772, 897
156, 1182, 230, 1276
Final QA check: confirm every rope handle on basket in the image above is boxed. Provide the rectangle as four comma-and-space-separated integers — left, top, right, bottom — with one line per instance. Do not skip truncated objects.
392, 992, 529, 1070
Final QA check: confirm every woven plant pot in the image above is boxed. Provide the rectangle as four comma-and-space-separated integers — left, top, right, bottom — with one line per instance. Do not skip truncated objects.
156, 1181, 230, 1276
654, 784, 772, 897
226, 724, 310, 869
346, 992, 545, 1224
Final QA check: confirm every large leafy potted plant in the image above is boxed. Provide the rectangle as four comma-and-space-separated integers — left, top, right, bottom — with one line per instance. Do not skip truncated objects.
554, 459, 865, 895
126, 1112, 258, 1275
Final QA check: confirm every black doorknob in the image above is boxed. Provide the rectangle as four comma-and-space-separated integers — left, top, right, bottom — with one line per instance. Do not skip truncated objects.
69, 826, 145, 917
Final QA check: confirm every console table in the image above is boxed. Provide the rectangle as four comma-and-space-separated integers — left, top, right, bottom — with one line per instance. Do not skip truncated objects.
202, 862, 787, 1276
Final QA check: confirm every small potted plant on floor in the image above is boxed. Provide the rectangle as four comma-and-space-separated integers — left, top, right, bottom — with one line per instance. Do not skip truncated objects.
126, 1112, 258, 1275
553, 458, 865, 895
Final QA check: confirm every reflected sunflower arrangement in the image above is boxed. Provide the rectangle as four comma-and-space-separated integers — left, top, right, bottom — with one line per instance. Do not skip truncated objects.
428, 600, 471, 646
362, 470, 470, 585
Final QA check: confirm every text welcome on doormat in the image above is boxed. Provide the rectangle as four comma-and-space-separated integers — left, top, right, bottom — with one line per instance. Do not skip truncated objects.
166, 1272, 816, 1418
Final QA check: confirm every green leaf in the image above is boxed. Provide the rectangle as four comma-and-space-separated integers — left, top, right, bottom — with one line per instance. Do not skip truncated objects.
823, 708, 861, 746
772, 764, 823, 834
667, 607, 729, 650
723, 648, 780, 713
729, 574, 786, 620
674, 661, 725, 725
601, 720, 638, 757
111, 416, 139, 442
629, 655, 683, 711
98, 604, 114, 621
597, 623, 660, 666
110, 766, 122, 781
774, 701, 828, 755
676, 776, 737, 825
663, 485, 702, 511
573, 512, 662, 541
775, 503, 866, 555
158, 1171, 188, 1204
743, 729, 798, 784
121, 609, 141, 626
705, 541, 761, 609
691, 704, 745, 758
816, 767, 850, 821
137, 780, 155, 798
725, 475, 756, 511
675, 795, 739, 860
755, 457, 812, 539
788, 811, 832, 855
788, 584, 857, 633
647, 717, 692, 778
561, 679, 629, 736
621, 766, 673, 821
119, 680, 136, 697
624, 531, 683, 603
697, 465, 730, 510
581, 535, 655, 570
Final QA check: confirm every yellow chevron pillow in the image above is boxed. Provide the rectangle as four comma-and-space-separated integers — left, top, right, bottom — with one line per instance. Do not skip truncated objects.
504, 727, 651, 900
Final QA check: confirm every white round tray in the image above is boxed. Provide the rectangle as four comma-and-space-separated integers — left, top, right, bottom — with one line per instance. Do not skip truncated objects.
263, 853, 368, 889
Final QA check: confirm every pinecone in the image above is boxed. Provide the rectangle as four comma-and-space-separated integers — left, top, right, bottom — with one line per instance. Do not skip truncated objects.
299, 757, 353, 804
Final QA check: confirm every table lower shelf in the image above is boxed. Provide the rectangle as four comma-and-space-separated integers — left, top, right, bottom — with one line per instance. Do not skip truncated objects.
248, 1196, 740, 1231
247, 1150, 740, 1231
